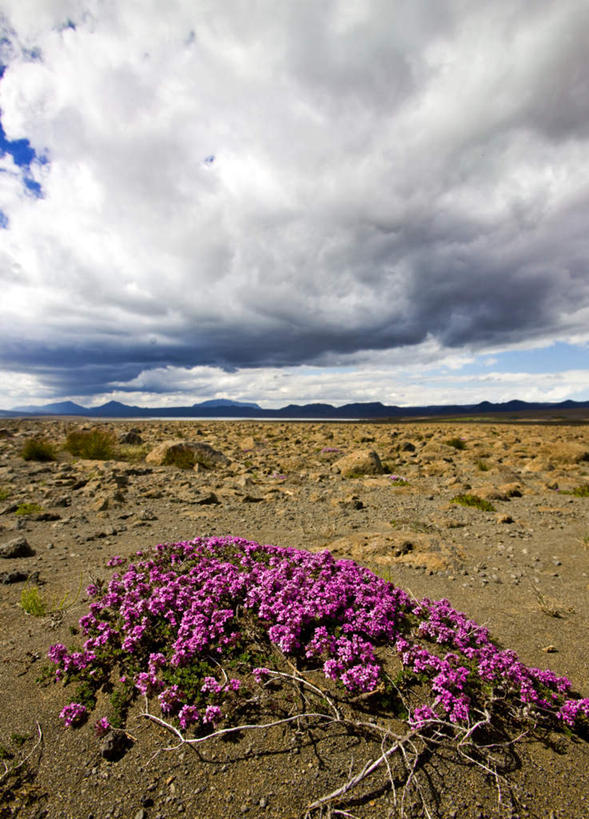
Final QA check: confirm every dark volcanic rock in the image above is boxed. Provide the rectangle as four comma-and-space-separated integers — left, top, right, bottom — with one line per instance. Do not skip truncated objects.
0, 536, 35, 558
0, 569, 30, 584
119, 430, 144, 445
100, 731, 130, 761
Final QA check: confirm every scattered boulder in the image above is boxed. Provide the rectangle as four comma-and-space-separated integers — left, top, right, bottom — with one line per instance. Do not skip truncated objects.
192, 443, 230, 469
538, 442, 589, 465
475, 482, 524, 502
100, 730, 129, 761
0, 536, 35, 558
332, 450, 383, 478
474, 484, 511, 502
235, 476, 257, 491
500, 482, 523, 498
145, 441, 193, 466
119, 430, 143, 445
0, 503, 18, 515
0, 569, 30, 584
239, 435, 262, 451
145, 441, 229, 469
136, 508, 157, 521
323, 530, 460, 575
91, 491, 125, 512
331, 493, 364, 510
194, 491, 220, 505
32, 511, 62, 522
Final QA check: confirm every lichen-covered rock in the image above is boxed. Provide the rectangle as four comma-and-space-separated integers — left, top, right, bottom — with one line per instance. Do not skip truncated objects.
191, 443, 230, 469
332, 449, 383, 477
145, 440, 193, 465
145, 440, 230, 469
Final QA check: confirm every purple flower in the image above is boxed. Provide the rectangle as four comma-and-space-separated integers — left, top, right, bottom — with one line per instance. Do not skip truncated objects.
50, 535, 589, 744
340, 663, 380, 693
178, 704, 200, 729
59, 703, 87, 727
252, 667, 271, 684
48, 643, 68, 665
158, 685, 182, 715
94, 717, 111, 737
409, 705, 437, 728
201, 676, 223, 694
558, 698, 589, 727
203, 705, 222, 724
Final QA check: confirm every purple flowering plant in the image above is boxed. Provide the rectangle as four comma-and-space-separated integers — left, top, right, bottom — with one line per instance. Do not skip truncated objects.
47, 536, 588, 750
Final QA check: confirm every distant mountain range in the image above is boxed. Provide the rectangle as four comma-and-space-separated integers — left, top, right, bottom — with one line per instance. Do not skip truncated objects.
2, 397, 589, 419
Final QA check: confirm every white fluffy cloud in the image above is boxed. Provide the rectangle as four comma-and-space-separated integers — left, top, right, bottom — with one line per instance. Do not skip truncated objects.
1, 1, 589, 407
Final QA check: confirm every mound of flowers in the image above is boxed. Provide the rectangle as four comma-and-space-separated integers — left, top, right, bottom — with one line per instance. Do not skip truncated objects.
48, 536, 588, 740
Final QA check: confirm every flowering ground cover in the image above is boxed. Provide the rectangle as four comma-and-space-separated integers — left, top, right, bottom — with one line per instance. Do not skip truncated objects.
46, 535, 589, 814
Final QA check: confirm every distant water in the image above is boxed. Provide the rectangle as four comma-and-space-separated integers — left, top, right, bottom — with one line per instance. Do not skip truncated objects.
116, 416, 361, 422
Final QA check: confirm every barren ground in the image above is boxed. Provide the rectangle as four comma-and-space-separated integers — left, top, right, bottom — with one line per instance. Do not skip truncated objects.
0, 417, 588, 818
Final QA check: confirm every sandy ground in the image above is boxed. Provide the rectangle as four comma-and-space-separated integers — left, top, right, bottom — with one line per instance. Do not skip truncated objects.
0, 417, 588, 818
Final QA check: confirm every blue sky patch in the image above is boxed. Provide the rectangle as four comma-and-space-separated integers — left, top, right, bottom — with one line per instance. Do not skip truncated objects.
0, 119, 36, 166
462, 342, 589, 376
0, 115, 45, 197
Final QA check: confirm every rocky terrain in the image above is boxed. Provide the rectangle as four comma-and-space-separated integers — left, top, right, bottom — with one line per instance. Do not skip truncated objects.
0, 417, 588, 818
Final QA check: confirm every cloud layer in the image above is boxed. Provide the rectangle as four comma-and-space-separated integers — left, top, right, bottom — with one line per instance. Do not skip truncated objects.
1, 1, 589, 405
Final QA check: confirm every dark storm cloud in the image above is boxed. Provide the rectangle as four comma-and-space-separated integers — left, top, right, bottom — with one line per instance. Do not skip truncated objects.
0, 0, 588, 402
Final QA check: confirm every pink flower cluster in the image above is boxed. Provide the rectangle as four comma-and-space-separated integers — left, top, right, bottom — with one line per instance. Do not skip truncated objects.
94, 717, 111, 736
59, 702, 87, 727
48, 537, 589, 736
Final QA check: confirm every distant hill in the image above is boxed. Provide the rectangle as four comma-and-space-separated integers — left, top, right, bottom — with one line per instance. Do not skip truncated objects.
194, 399, 261, 409
2, 398, 589, 420
11, 400, 88, 415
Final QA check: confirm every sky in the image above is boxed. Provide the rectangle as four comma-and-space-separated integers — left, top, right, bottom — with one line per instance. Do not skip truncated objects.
0, 0, 588, 410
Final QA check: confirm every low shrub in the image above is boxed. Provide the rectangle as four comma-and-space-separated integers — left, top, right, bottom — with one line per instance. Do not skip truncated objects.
65, 428, 116, 460
15, 502, 44, 516
20, 585, 47, 616
20, 580, 81, 617
450, 494, 495, 512
21, 437, 57, 462
0, 487, 10, 501
445, 437, 467, 451
571, 485, 589, 497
